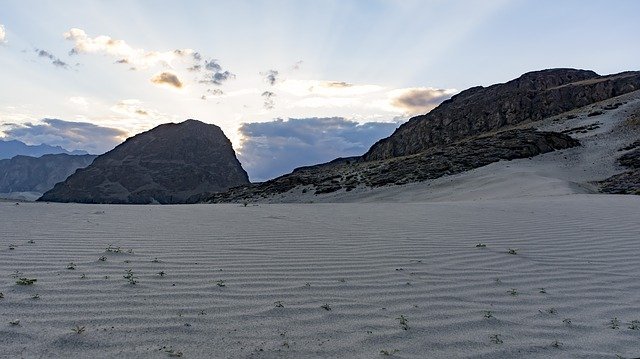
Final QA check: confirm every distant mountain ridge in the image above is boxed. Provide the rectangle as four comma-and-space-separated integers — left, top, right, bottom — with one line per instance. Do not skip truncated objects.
39, 119, 250, 204
0, 139, 88, 159
0, 153, 97, 194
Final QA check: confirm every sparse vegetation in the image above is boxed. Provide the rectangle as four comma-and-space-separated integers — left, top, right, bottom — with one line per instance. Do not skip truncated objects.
396, 315, 409, 330
71, 325, 86, 334
475, 243, 486, 248
106, 245, 122, 253
31, 293, 40, 300
123, 269, 137, 285
610, 317, 620, 329
380, 349, 399, 356
539, 287, 547, 294
67, 262, 76, 270
484, 310, 494, 318
9, 319, 20, 326
551, 339, 562, 348
16, 278, 37, 285
9, 244, 15, 250
274, 301, 284, 308
489, 334, 503, 344
321, 303, 332, 311
98, 256, 107, 261
165, 348, 183, 357
629, 320, 640, 330
215, 280, 226, 287
563, 318, 572, 326
158, 271, 166, 277
507, 288, 518, 296
508, 248, 518, 255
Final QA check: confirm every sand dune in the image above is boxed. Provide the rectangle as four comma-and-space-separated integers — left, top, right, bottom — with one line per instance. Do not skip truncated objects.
1, 196, 639, 358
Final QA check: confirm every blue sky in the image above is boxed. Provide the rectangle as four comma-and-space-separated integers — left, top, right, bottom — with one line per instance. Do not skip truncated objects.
1, 0, 639, 180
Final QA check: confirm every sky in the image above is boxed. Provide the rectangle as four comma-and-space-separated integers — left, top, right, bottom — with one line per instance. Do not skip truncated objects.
1, 0, 639, 181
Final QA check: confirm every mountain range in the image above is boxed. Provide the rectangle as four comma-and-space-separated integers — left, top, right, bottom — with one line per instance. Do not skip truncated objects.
0, 139, 88, 159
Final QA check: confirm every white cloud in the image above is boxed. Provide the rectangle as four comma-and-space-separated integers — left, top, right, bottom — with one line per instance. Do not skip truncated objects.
64, 28, 194, 70
0, 24, 6, 43
277, 79, 384, 97
110, 99, 166, 119
69, 96, 89, 110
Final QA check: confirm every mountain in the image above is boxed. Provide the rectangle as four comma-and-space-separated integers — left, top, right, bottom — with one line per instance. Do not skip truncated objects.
364, 69, 640, 160
39, 119, 249, 204
193, 68, 640, 203
0, 139, 88, 159
0, 154, 97, 197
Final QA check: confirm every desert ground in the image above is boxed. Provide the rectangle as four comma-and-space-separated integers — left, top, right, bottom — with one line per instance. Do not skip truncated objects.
1, 193, 639, 358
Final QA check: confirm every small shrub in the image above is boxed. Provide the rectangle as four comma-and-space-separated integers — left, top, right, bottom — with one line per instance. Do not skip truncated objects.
215, 280, 225, 287
629, 320, 640, 330
320, 303, 331, 311
610, 317, 620, 329
67, 262, 76, 270
274, 301, 285, 308
16, 278, 37, 285
508, 248, 518, 255
484, 310, 494, 318
396, 315, 409, 330
489, 334, 503, 344
71, 325, 85, 334
476, 243, 486, 248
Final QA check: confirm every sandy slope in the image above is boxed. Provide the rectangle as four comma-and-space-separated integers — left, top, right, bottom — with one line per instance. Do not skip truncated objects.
1, 196, 639, 358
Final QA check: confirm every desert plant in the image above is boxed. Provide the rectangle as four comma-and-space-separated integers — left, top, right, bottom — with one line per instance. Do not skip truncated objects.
67, 262, 76, 270
475, 243, 486, 248
0, 292, 4, 299
563, 318, 572, 325
274, 301, 284, 308
31, 294, 40, 300
98, 256, 107, 261
539, 287, 547, 294
123, 269, 137, 285
551, 340, 562, 348
215, 280, 226, 287
165, 349, 183, 357
380, 349, 398, 356
629, 320, 640, 330
484, 310, 494, 318
9, 244, 15, 250
610, 317, 620, 329
508, 248, 518, 255
158, 271, 166, 277
396, 315, 409, 330
152, 258, 161, 263
80, 274, 86, 279
489, 334, 503, 344
71, 325, 85, 334
321, 303, 332, 311
547, 308, 557, 315
105, 245, 122, 253
27, 240, 35, 244
16, 278, 37, 285
9, 319, 20, 326
507, 288, 518, 296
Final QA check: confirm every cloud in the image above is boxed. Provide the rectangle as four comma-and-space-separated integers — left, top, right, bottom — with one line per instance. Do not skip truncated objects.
0, 24, 6, 43
237, 117, 400, 181
261, 70, 279, 86
389, 87, 457, 115
110, 99, 164, 119
2, 118, 128, 154
150, 72, 183, 89
261, 91, 276, 109
69, 96, 89, 110
64, 28, 194, 70
35, 49, 69, 69
291, 60, 303, 70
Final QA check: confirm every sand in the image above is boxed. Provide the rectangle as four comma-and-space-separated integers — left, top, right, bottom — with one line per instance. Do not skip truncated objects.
1, 195, 640, 358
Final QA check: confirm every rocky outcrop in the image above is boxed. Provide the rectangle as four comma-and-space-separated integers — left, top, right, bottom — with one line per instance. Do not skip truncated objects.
364, 69, 640, 161
193, 129, 579, 203
599, 144, 640, 195
39, 120, 249, 204
0, 154, 96, 194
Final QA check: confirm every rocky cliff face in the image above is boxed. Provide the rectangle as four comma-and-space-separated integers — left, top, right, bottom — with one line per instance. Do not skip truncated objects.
39, 120, 249, 204
364, 69, 640, 161
0, 154, 96, 193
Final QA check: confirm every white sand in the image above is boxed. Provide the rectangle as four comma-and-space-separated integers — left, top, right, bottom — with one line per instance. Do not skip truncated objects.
1, 195, 640, 358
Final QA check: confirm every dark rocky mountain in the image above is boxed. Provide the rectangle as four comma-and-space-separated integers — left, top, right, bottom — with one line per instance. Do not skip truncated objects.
39, 119, 249, 204
0, 139, 88, 159
190, 129, 579, 203
195, 68, 640, 203
0, 154, 96, 194
364, 69, 640, 160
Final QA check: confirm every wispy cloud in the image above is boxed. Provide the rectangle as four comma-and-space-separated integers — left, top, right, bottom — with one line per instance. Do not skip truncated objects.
64, 28, 194, 70
238, 117, 399, 181
110, 99, 165, 119
2, 118, 128, 154
35, 49, 69, 69
151, 72, 183, 89
389, 87, 457, 115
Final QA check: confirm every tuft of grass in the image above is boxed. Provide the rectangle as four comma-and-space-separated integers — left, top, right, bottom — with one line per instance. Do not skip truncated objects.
489, 334, 503, 344
551, 340, 562, 348
547, 308, 557, 315
628, 320, 640, 330
0, 292, 4, 299
71, 325, 85, 334
27, 240, 35, 244
215, 280, 226, 287
158, 271, 166, 277
380, 349, 399, 356
151, 258, 161, 263
165, 349, 183, 357
475, 243, 486, 248
507, 288, 518, 296
105, 245, 122, 253
484, 310, 494, 318
274, 301, 285, 308
31, 294, 40, 300
396, 315, 409, 330
508, 248, 518, 255
563, 318, 572, 326
67, 262, 76, 270
320, 303, 332, 311
98, 256, 107, 262
16, 278, 37, 285
539, 287, 547, 294
9, 319, 20, 326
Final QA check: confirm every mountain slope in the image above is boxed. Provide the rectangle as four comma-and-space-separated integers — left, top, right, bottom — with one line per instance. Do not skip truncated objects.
364, 69, 640, 160
39, 119, 249, 204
